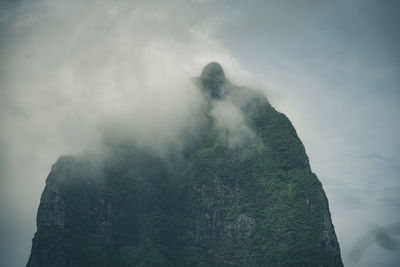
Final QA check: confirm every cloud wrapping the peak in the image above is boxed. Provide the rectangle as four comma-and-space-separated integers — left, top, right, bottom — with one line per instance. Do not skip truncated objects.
2, 1, 399, 267
211, 97, 256, 150
0, 1, 257, 266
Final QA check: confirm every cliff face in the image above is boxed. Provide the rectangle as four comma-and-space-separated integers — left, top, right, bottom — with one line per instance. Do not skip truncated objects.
28, 63, 343, 266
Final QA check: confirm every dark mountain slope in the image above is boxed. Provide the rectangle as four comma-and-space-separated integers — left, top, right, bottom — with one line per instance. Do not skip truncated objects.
27, 62, 343, 266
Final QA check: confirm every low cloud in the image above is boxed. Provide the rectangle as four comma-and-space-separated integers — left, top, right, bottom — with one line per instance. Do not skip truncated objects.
349, 222, 400, 264
0, 1, 261, 266
210, 91, 256, 150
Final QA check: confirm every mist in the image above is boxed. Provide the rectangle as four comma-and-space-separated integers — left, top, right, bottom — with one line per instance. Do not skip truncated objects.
349, 222, 400, 265
0, 1, 259, 266
211, 98, 255, 149
1, 0, 400, 266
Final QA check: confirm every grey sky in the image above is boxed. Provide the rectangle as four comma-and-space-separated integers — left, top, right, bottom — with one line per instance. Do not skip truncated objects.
1, 1, 399, 266
216, 1, 400, 266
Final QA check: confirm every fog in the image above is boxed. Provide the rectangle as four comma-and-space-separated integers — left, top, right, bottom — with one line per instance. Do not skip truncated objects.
0, 1, 263, 265
211, 98, 254, 149
1, 0, 399, 266
349, 222, 400, 265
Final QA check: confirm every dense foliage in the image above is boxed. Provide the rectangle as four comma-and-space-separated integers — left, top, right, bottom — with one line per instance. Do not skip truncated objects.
28, 63, 342, 266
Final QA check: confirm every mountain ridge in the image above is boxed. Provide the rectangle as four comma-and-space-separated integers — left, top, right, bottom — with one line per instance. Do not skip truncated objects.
28, 62, 343, 266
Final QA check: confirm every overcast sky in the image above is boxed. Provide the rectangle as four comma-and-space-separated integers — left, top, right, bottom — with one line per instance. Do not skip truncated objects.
1, 1, 399, 266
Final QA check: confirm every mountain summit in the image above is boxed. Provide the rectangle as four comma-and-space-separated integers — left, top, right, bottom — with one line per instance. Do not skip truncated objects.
28, 63, 343, 266
200, 62, 226, 98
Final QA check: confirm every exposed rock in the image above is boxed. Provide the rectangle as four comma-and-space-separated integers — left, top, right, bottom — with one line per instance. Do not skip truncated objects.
200, 62, 226, 99
28, 63, 343, 266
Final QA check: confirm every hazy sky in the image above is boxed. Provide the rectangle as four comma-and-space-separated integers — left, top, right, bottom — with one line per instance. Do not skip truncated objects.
1, 1, 399, 266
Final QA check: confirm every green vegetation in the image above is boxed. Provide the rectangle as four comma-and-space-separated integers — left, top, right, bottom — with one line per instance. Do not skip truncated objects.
28, 65, 342, 266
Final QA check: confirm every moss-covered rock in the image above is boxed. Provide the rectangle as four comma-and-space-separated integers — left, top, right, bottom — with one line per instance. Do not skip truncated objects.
28, 63, 343, 267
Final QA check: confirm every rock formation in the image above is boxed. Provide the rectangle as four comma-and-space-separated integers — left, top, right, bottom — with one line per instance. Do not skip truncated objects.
28, 63, 343, 266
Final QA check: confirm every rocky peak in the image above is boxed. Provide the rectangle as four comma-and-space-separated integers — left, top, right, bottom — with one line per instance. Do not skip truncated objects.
200, 62, 226, 99
27, 64, 343, 267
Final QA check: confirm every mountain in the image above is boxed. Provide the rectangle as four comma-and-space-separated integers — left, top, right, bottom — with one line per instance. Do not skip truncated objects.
27, 62, 343, 266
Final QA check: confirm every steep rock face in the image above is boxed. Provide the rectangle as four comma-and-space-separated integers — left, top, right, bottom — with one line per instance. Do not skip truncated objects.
200, 62, 226, 98
28, 63, 343, 266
